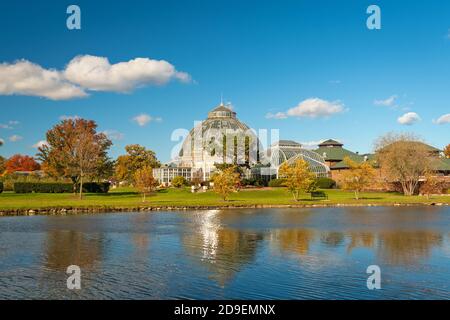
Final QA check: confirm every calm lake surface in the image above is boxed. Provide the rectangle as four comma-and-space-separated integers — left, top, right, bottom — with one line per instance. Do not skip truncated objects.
0, 207, 449, 299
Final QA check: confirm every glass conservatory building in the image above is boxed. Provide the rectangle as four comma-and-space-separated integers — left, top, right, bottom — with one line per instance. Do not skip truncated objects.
155, 105, 329, 184
172, 103, 262, 181
267, 140, 329, 178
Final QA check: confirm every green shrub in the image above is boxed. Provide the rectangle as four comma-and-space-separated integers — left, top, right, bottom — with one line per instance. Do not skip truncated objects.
242, 178, 267, 187
0, 181, 3, 193
268, 178, 286, 187
14, 182, 73, 193
77, 182, 110, 193
34, 183, 73, 193
316, 177, 336, 189
13, 182, 36, 193
171, 176, 188, 188
2, 172, 68, 192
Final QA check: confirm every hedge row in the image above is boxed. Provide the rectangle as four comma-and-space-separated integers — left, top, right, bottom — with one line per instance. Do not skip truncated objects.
14, 182, 72, 193
0, 181, 3, 194
13, 182, 110, 194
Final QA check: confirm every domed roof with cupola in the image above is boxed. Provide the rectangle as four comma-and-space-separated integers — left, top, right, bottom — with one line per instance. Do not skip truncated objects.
177, 103, 260, 165
207, 103, 237, 119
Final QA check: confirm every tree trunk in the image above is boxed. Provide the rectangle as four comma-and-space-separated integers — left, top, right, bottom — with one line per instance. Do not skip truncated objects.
403, 180, 419, 196
143, 192, 146, 202
402, 183, 411, 196
79, 174, 83, 200
354, 190, 359, 200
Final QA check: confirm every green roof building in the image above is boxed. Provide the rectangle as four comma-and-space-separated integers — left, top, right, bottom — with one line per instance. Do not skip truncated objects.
314, 139, 370, 169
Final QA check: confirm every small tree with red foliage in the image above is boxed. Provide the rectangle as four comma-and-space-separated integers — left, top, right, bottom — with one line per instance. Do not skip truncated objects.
5, 154, 41, 173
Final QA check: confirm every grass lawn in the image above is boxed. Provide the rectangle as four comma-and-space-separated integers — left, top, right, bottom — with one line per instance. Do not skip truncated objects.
0, 187, 449, 210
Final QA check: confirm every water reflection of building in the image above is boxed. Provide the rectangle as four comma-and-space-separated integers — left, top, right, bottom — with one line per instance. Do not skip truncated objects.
182, 211, 263, 286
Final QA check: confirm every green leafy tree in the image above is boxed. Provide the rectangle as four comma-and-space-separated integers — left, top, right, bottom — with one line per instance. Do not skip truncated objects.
172, 176, 187, 188
278, 159, 316, 201
115, 144, 160, 184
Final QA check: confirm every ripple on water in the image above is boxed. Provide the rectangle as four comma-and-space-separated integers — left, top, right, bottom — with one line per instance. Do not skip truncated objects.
0, 207, 449, 299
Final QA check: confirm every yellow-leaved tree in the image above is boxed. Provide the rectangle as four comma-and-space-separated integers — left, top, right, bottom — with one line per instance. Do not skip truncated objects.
211, 166, 241, 201
444, 144, 450, 158
420, 172, 445, 199
278, 159, 316, 201
134, 166, 158, 202
340, 157, 376, 200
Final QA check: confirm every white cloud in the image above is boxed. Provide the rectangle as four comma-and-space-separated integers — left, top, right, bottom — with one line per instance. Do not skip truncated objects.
397, 112, 421, 125
265, 112, 287, 119
285, 98, 345, 118
374, 95, 398, 107
102, 130, 124, 140
266, 99, 345, 120
434, 113, 450, 124
0, 60, 87, 100
0, 55, 191, 100
59, 115, 80, 121
64, 55, 191, 92
0, 120, 20, 129
329, 80, 341, 84
9, 134, 23, 142
32, 140, 48, 148
132, 113, 162, 126
300, 140, 326, 149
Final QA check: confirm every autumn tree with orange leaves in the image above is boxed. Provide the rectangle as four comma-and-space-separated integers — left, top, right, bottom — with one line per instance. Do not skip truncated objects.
5, 154, 41, 173
37, 118, 112, 199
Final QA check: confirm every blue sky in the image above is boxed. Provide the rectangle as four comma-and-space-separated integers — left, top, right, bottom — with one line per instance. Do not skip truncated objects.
0, 0, 449, 162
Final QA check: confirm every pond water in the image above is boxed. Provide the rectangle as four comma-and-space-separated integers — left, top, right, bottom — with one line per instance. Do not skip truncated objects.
0, 207, 449, 299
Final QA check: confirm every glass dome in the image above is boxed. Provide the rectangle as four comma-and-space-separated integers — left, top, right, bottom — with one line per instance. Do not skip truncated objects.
177, 104, 262, 168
